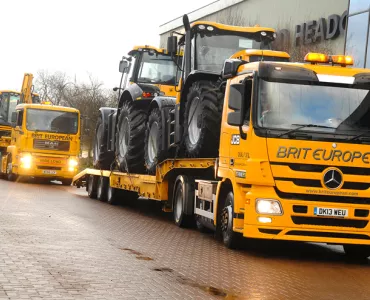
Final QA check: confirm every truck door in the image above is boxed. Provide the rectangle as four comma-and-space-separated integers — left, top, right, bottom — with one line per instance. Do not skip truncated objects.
228, 78, 253, 172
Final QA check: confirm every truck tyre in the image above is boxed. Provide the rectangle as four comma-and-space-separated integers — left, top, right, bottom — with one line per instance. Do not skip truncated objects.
107, 185, 119, 205
97, 176, 109, 202
93, 116, 114, 170
144, 108, 169, 174
173, 175, 195, 228
220, 191, 243, 249
116, 101, 146, 173
184, 80, 224, 157
6, 156, 17, 182
343, 244, 370, 261
87, 175, 98, 199
61, 179, 73, 186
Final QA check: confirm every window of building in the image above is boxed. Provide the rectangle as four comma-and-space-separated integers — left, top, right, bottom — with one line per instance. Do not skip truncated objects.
349, 0, 370, 14
346, 1, 370, 68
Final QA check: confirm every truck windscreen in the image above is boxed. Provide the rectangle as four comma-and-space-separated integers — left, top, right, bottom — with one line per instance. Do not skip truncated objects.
257, 79, 370, 134
137, 52, 179, 85
195, 33, 270, 73
26, 109, 78, 134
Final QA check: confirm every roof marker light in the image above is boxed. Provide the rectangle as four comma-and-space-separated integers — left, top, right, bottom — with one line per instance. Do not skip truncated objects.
331, 55, 354, 66
304, 52, 329, 64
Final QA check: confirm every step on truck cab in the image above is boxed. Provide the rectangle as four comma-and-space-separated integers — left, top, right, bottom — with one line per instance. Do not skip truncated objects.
1, 102, 81, 185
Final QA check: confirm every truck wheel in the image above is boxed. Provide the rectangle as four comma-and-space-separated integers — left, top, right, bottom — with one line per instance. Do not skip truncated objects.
343, 244, 370, 261
116, 101, 146, 173
93, 115, 115, 170
184, 80, 224, 157
87, 175, 98, 199
220, 191, 243, 249
144, 108, 169, 174
107, 185, 119, 205
173, 175, 195, 228
61, 179, 73, 186
97, 176, 109, 202
6, 157, 17, 182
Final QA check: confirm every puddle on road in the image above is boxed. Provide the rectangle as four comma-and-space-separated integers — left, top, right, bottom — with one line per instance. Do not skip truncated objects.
153, 267, 173, 272
120, 248, 142, 256
136, 256, 153, 261
152, 266, 237, 299
120, 248, 154, 261
177, 276, 236, 298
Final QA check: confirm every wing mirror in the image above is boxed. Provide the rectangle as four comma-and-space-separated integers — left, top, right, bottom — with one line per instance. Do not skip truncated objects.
119, 60, 130, 73
227, 83, 245, 126
167, 36, 178, 54
222, 59, 246, 79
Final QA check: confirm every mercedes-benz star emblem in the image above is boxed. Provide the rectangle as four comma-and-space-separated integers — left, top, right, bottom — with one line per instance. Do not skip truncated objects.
323, 169, 343, 190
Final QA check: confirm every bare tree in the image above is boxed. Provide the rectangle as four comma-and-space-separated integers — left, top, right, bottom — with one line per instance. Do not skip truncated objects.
35, 70, 73, 105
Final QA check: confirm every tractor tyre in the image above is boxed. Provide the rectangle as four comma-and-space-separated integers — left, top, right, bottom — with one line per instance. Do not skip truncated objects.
116, 101, 146, 173
184, 80, 224, 157
93, 115, 114, 170
144, 108, 170, 174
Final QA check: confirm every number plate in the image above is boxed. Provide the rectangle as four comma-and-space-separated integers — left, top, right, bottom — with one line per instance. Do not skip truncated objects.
314, 207, 348, 218
42, 170, 57, 175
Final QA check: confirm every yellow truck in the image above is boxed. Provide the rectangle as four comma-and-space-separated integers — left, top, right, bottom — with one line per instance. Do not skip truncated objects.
0, 74, 41, 156
73, 15, 370, 260
0, 88, 40, 152
1, 102, 80, 185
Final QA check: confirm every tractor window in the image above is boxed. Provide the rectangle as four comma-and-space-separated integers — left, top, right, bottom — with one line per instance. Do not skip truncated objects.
8, 94, 20, 123
137, 52, 178, 85
0, 93, 8, 122
195, 32, 270, 73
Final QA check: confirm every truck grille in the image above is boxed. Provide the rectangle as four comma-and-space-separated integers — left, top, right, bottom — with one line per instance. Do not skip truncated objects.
275, 178, 370, 190
0, 130, 11, 137
291, 216, 368, 229
33, 139, 70, 151
275, 187, 370, 205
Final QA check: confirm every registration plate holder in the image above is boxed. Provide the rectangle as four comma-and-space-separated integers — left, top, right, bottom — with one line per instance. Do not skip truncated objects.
42, 170, 57, 175
314, 207, 348, 218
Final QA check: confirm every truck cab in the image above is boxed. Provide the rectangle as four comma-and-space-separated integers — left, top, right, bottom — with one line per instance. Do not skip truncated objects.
217, 52, 370, 255
2, 103, 80, 185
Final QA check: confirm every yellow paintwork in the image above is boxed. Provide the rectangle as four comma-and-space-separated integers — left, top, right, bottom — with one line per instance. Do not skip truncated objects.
230, 49, 290, 61
1, 103, 81, 180
217, 58, 370, 244
191, 21, 275, 34
73, 158, 215, 203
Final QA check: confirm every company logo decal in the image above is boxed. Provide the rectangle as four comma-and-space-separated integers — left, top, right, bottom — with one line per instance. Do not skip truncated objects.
276, 146, 370, 164
322, 168, 343, 190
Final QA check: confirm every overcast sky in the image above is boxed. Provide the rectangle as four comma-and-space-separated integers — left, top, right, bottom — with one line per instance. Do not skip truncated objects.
0, 0, 213, 91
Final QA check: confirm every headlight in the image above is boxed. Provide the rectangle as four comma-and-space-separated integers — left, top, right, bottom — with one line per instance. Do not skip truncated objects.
256, 199, 283, 215
20, 153, 32, 169
68, 158, 78, 172
68, 158, 78, 167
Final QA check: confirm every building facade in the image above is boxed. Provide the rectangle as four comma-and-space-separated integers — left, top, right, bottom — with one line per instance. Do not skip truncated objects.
159, 0, 370, 67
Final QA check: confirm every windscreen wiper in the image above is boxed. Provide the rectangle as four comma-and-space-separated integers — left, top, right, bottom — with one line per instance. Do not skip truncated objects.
347, 130, 370, 141
277, 124, 334, 137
